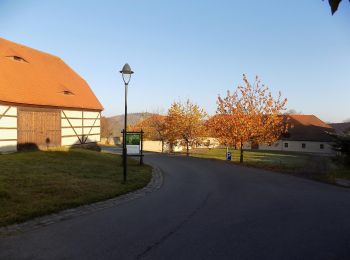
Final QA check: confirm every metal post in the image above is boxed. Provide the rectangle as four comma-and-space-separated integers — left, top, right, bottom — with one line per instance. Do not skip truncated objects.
123, 83, 128, 183
140, 129, 144, 165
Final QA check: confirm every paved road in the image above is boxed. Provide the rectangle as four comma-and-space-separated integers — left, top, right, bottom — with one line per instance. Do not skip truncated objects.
1, 154, 350, 259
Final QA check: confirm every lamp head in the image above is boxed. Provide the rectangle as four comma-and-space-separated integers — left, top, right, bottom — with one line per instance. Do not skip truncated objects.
120, 63, 134, 84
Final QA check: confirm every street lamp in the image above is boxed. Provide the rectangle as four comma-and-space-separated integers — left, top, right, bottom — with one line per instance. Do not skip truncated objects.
120, 63, 134, 183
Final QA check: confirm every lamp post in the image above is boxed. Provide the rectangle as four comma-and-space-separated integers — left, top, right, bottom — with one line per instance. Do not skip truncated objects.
120, 63, 134, 183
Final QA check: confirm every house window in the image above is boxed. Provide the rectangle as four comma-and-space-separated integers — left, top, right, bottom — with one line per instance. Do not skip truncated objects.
302, 143, 306, 149
284, 143, 288, 148
320, 144, 324, 149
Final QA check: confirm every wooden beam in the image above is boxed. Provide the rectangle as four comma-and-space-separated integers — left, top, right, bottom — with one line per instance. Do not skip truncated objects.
61, 111, 83, 144
0, 106, 11, 121
83, 112, 100, 143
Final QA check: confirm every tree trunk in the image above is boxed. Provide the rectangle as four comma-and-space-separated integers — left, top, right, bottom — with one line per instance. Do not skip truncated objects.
240, 141, 244, 163
161, 140, 164, 153
186, 141, 189, 156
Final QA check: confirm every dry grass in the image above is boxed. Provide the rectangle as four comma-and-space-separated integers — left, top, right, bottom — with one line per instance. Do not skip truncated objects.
0, 149, 152, 227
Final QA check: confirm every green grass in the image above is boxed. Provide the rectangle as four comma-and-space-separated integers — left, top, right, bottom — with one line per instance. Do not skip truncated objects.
0, 149, 152, 227
329, 163, 350, 181
187, 148, 310, 172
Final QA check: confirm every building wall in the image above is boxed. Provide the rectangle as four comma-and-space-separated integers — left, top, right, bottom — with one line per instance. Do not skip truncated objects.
61, 110, 101, 146
0, 105, 17, 152
143, 140, 163, 152
258, 140, 334, 154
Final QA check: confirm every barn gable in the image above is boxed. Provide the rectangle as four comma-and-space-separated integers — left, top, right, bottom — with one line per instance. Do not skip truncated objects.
0, 38, 103, 152
0, 37, 103, 110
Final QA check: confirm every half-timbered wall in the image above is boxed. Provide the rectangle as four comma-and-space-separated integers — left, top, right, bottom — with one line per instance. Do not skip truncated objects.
61, 110, 101, 146
0, 105, 17, 152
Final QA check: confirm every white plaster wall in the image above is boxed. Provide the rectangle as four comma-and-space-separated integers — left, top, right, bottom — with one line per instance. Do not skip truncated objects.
62, 127, 83, 136
0, 117, 17, 128
84, 119, 100, 126
84, 111, 100, 118
0, 140, 17, 153
0, 106, 17, 116
62, 118, 82, 127
61, 110, 82, 118
0, 105, 17, 152
61, 110, 101, 146
62, 136, 81, 146
0, 129, 17, 139
143, 141, 163, 152
259, 140, 334, 154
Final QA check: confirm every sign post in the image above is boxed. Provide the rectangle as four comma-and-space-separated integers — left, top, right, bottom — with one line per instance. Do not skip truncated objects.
124, 130, 144, 165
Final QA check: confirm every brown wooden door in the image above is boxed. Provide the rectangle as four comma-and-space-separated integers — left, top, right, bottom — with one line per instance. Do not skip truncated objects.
18, 108, 61, 149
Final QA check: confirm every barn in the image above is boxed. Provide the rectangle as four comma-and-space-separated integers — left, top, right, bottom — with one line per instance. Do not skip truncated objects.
0, 37, 103, 152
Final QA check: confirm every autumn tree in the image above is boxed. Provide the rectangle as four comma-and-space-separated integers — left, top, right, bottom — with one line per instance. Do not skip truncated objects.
131, 114, 167, 152
216, 74, 287, 163
100, 116, 113, 142
206, 114, 238, 148
165, 100, 207, 155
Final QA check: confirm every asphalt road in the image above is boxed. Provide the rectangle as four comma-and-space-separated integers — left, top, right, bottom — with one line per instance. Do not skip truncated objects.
1, 154, 350, 260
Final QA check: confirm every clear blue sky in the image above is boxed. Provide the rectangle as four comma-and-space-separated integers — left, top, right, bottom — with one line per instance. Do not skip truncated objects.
1, 0, 349, 122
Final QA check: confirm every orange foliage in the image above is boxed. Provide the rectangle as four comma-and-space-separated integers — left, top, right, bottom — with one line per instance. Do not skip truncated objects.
212, 74, 287, 162
165, 100, 207, 155
131, 114, 167, 152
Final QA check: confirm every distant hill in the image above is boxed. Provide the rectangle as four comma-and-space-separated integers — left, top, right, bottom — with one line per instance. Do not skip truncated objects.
107, 112, 154, 137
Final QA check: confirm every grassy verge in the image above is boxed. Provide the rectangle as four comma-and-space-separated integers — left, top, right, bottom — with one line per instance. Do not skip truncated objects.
186, 148, 350, 185
328, 164, 350, 182
0, 149, 152, 227
187, 148, 310, 172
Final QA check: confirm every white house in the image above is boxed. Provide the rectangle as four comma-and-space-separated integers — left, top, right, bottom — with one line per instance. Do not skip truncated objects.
258, 115, 335, 154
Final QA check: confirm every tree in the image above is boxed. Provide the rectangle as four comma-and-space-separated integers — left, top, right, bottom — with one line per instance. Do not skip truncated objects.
328, 132, 350, 165
131, 114, 167, 152
165, 100, 207, 155
324, 0, 349, 14
100, 116, 113, 142
206, 114, 238, 148
216, 75, 287, 163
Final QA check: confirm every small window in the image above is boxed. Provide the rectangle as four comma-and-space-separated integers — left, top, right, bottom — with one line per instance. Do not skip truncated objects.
7, 55, 28, 63
284, 143, 288, 148
320, 144, 324, 149
62, 90, 74, 96
302, 143, 306, 149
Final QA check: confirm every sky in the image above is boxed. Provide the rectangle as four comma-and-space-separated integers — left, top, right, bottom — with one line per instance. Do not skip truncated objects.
0, 0, 349, 123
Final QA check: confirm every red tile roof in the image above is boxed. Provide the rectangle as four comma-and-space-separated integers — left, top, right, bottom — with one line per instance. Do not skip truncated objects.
283, 115, 334, 142
0, 37, 103, 111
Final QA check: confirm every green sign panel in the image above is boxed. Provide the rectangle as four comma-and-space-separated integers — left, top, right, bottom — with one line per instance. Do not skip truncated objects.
126, 133, 141, 145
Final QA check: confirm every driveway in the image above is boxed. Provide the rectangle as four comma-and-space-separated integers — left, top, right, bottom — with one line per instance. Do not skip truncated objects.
1, 154, 350, 259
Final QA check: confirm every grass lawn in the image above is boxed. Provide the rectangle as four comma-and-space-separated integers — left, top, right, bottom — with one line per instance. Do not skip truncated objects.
0, 149, 152, 227
329, 164, 350, 181
187, 148, 350, 185
187, 148, 310, 172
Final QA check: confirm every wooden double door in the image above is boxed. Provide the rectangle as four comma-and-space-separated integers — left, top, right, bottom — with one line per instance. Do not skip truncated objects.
18, 108, 61, 149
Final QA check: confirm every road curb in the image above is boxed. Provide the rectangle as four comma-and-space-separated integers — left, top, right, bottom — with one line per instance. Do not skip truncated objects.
0, 166, 163, 236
